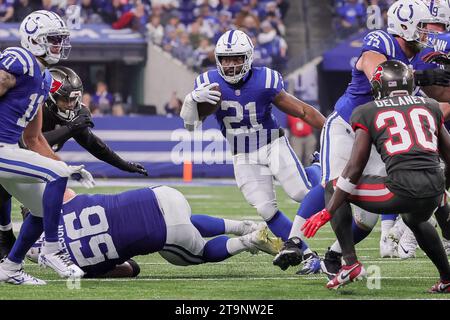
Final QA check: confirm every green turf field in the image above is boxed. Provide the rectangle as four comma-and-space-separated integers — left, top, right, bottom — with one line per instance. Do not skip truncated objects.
2, 183, 449, 299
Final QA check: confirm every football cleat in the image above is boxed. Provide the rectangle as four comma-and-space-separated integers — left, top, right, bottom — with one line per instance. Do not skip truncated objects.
0, 260, 45, 285
380, 235, 398, 258
429, 280, 450, 293
326, 261, 366, 290
272, 237, 304, 271
296, 251, 321, 275
397, 227, 417, 259
26, 235, 44, 263
321, 248, 342, 280
310, 151, 320, 165
442, 238, 450, 256
38, 250, 85, 278
240, 226, 283, 256
0, 229, 16, 260
234, 220, 265, 236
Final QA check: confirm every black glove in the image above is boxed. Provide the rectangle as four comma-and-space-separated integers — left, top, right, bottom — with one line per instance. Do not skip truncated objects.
414, 69, 450, 87
422, 51, 450, 66
66, 114, 94, 132
125, 162, 148, 176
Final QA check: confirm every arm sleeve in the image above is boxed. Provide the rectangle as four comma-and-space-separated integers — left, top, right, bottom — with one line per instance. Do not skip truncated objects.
42, 126, 73, 148
73, 128, 132, 171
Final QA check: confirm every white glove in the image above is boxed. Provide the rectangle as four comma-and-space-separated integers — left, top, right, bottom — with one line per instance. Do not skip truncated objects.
68, 165, 95, 189
191, 82, 221, 104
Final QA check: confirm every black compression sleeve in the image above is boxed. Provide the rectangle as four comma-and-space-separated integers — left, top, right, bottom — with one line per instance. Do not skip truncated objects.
42, 126, 73, 148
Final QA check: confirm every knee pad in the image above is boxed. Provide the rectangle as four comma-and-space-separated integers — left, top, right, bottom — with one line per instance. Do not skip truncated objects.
352, 205, 378, 230
256, 200, 278, 221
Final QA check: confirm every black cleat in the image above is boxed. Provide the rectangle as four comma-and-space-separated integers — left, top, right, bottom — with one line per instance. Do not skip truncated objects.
272, 237, 304, 271
0, 229, 16, 260
321, 248, 342, 280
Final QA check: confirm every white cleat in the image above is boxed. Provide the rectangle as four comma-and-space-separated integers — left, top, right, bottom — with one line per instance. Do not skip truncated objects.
442, 238, 450, 256
38, 250, 84, 278
397, 227, 417, 259
235, 220, 266, 236
380, 235, 398, 258
0, 261, 45, 285
240, 226, 283, 256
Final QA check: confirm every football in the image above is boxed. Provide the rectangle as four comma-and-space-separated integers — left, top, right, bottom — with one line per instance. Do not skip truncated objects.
197, 85, 221, 119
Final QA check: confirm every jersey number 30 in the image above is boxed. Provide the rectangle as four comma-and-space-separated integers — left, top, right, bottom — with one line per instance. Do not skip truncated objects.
63, 205, 119, 267
375, 108, 438, 155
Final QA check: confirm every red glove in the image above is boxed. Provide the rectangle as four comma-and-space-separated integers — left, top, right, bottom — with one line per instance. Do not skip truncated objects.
301, 209, 332, 238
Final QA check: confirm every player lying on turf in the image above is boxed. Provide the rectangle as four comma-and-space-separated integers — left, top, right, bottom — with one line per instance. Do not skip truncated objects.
20, 186, 282, 282
302, 60, 450, 293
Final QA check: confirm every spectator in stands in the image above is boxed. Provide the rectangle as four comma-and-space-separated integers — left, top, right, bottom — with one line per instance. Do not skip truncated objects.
187, 19, 203, 48
112, 92, 126, 116
258, 19, 288, 72
235, 0, 260, 29
99, 0, 132, 25
172, 32, 195, 67
263, 1, 286, 36
0, 0, 13, 22
217, 0, 241, 18
336, 0, 366, 39
80, 0, 103, 24
41, 0, 63, 17
92, 81, 114, 115
164, 12, 185, 35
193, 37, 215, 71
82, 92, 99, 116
147, 14, 165, 45
241, 14, 260, 37
287, 114, 317, 166
250, 33, 272, 67
13, 0, 34, 22
178, 0, 197, 25
164, 91, 182, 117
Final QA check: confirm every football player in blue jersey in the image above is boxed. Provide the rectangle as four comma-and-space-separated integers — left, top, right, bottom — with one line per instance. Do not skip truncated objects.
24, 187, 282, 280
0, 11, 95, 285
180, 30, 326, 264
273, 0, 450, 276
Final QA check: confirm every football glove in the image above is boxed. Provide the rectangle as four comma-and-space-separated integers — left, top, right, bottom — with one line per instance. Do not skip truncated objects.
66, 114, 94, 132
421, 51, 450, 66
301, 209, 332, 238
414, 69, 450, 87
191, 82, 221, 104
125, 162, 148, 176
68, 165, 95, 188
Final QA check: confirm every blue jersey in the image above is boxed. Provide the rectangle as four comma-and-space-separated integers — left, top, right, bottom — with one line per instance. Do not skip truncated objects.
60, 188, 166, 277
335, 30, 436, 123
195, 67, 284, 154
433, 32, 450, 53
0, 47, 52, 144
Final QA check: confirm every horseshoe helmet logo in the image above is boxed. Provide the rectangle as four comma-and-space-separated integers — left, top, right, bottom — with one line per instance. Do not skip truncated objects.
24, 16, 39, 35
396, 4, 414, 22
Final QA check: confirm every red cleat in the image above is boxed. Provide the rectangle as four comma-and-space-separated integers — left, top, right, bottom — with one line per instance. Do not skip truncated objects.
429, 280, 450, 293
326, 261, 366, 290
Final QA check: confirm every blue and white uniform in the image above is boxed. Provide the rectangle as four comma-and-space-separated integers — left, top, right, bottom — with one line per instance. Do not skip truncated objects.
0, 47, 74, 217
30, 186, 230, 277
195, 67, 314, 221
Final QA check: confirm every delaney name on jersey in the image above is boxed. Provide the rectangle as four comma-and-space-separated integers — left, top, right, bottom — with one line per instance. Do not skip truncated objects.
374, 96, 426, 108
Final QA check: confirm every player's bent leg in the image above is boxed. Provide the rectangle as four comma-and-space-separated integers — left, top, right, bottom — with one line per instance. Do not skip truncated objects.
190, 214, 263, 237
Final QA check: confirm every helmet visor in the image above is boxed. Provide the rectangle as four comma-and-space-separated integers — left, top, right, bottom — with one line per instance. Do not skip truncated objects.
47, 32, 71, 60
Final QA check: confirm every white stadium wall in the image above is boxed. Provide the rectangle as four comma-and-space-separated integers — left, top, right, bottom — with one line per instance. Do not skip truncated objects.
143, 44, 197, 113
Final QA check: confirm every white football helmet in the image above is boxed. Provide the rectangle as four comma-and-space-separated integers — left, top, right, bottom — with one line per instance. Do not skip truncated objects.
421, 0, 450, 30
19, 10, 71, 65
214, 30, 254, 84
387, 0, 436, 47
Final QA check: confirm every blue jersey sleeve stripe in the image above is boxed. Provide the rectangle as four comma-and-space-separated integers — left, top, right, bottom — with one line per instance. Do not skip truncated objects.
2, 50, 27, 75
9, 48, 34, 77
202, 71, 210, 84
273, 71, 279, 89
195, 75, 201, 88
265, 67, 272, 89
376, 31, 392, 57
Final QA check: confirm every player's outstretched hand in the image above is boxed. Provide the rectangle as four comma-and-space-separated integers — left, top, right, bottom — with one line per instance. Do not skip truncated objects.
68, 165, 95, 188
126, 162, 148, 176
301, 209, 332, 238
191, 82, 221, 104
67, 114, 94, 132
422, 51, 450, 66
